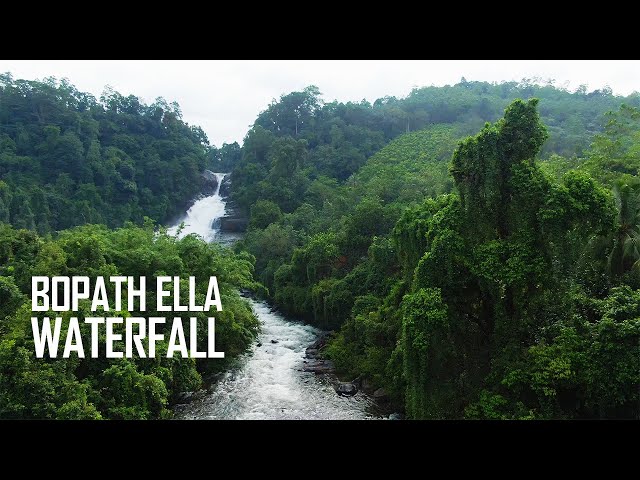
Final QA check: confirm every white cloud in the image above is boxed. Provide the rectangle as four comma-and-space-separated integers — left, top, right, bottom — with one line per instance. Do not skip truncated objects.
0, 60, 638, 147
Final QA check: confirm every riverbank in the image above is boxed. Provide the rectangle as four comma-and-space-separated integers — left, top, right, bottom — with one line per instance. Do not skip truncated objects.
173, 299, 385, 419
168, 177, 395, 420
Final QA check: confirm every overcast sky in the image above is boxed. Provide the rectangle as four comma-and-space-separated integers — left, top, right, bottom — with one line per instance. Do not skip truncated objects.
0, 60, 638, 147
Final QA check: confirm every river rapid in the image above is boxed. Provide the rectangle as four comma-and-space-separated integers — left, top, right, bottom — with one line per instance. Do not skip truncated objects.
169, 172, 377, 419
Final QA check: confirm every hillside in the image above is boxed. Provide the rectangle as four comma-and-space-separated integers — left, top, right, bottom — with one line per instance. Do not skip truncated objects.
234, 85, 640, 419
0, 74, 209, 233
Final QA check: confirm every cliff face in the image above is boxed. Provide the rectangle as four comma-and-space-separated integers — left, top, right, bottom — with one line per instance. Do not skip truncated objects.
201, 170, 219, 195
218, 174, 248, 233
219, 174, 231, 198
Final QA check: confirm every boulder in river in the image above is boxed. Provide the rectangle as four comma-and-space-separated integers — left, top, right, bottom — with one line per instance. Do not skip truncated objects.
175, 388, 209, 404
305, 347, 319, 358
351, 375, 363, 389
373, 387, 389, 401
271, 339, 279, 344
335, 382, 358, 396
361, 378, 375, 393
308, 336, 328, 350
302, 359, 335, 374
175, 391, 194, 404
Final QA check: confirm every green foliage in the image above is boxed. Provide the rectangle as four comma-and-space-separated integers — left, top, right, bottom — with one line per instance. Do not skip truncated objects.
232, 80, 636, 216
581, 104, 640, 185
0, 75, 208, 233
4, 73, 639, 420
249, 200, 283, 230
235, 84, 640, 420
392, 99, 640, 419
400, 287, 452, 418
488, 287, 640, 419
241, 124, 459, 325
292, 96, 636, 419
208, 142, 241, 172
0, 222, 259, 419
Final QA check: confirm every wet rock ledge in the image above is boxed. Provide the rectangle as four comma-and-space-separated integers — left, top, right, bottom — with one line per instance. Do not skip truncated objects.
201, 170, 219, 195
302, 336, 336, 375
301, 336, 359, 398
218, 174, 249, 233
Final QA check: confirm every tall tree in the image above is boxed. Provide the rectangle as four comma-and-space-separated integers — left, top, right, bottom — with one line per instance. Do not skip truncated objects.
398, 99, 614, 418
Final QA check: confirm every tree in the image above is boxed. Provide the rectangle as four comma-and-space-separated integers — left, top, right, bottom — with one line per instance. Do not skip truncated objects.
399, 99, 615, 418
268, 136, 308, 177
582, 104, 640, 185
0, 75, 209, 232
249, 200, 283, 230
256, 86, 322, 137
586, 181, 640, 286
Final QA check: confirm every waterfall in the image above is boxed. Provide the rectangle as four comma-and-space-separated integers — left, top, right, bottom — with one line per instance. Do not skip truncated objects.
168, 172, 227, 242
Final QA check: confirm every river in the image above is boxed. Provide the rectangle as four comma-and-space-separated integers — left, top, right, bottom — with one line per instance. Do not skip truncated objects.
169, 172, 377, 420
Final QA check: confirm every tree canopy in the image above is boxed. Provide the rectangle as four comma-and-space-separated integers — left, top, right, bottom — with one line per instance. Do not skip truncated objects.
0, 221, 259, 419
1, 73, 639, 419
0, 74, 209, 233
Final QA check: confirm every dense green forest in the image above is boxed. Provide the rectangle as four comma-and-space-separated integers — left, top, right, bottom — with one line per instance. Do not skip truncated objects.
228, 80, 639, 215
0, 75, 261, 418
1, 74, 639, 419
0, 221, 260, 418
234, 82, 640, 419
0, 74, 209, 232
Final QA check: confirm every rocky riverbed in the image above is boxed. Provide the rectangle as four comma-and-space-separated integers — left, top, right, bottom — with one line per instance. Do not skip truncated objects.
173, 299, 402, 420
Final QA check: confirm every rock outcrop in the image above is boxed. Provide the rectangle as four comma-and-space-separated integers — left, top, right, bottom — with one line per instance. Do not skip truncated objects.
302, 359, 335, 374
220, 217, 249, 232
201, 170, 219, 195
217, 174, 250, 234
335, 382, 358, 396
219, 174, 232, 198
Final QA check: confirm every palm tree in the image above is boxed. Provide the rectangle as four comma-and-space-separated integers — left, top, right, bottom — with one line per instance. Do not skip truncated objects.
582, 181, 640, 289
607, 181, 640, 277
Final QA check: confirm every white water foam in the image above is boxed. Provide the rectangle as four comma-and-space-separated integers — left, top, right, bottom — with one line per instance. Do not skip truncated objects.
175, 301, 375, 420
169, 172, 376, 419
167, 172, 226, 242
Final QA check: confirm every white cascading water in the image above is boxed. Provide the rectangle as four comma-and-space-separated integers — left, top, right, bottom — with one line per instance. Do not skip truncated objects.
167, 172, 227, 242
169, 172, 375, 419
